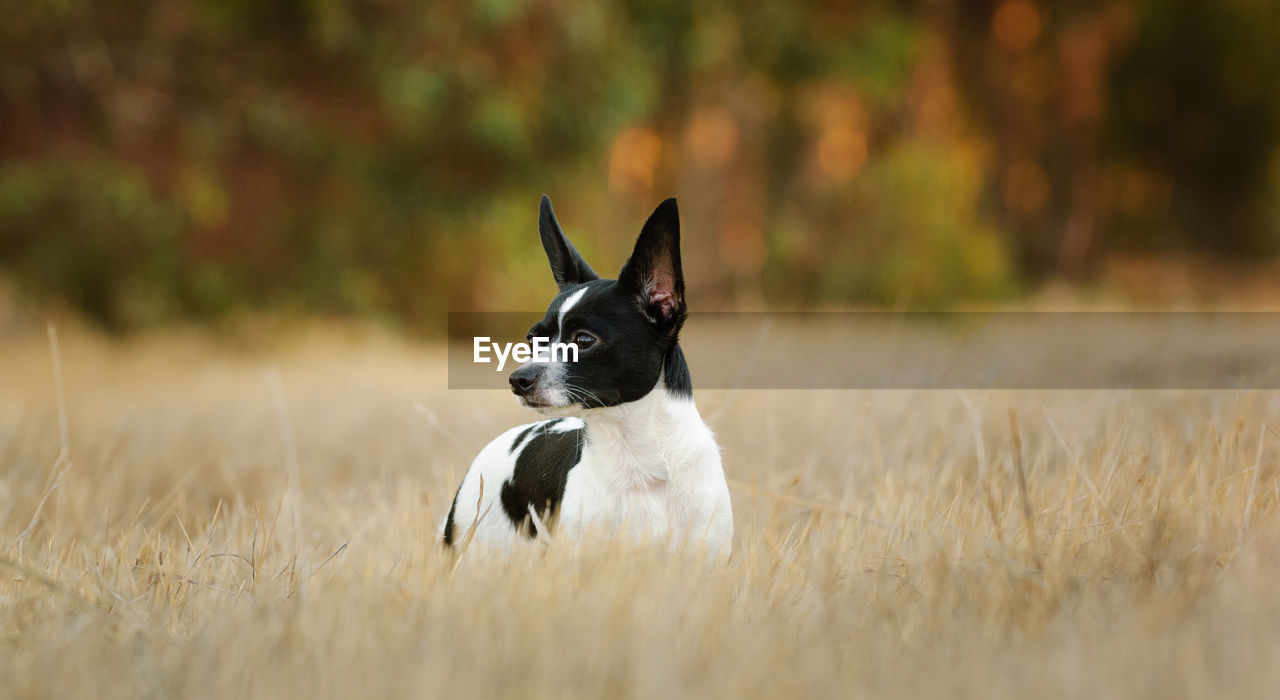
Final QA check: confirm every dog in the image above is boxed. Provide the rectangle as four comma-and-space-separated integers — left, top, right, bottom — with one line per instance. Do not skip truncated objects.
441, 196, 732, 555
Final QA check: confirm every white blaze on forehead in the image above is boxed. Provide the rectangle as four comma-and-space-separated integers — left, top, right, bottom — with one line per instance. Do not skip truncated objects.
556, 286, 589, 338
527, 285, 588, 409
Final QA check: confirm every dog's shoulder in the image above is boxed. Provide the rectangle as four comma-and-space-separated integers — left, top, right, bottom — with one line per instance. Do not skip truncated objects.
504, 417, 584, 457
443, 417, 586, 545
497, 417, 585, 535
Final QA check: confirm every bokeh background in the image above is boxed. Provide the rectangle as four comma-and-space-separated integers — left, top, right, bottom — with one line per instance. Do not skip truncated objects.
3, 0, 1279, 330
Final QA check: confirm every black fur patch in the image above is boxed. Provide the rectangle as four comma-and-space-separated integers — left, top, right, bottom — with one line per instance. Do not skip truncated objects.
442, 489, 460, 547
663, 343, 692, 398
509, 418, 564, 455
500, 421, 584, 538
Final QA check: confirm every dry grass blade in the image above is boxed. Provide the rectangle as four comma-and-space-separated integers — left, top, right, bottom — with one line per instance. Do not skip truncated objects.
1239, 423, 1267, 539
415, 402, 475, 458
47, 322, 70, 451
308, 543, 348, 581
1009, 408, 1039, 560
451, 475, 490, 576
10, 323, 74, 551
960, 393, 1004, 543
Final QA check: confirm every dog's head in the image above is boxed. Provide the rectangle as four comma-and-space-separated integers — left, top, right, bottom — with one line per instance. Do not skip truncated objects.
509, 196, 687, 412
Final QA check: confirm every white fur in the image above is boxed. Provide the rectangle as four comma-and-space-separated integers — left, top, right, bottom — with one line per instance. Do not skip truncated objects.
556, 286, 588, 330
442, 381, 732, 556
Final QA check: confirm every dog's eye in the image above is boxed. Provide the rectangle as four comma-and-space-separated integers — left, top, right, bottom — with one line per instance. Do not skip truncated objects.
573, 331, 597, 349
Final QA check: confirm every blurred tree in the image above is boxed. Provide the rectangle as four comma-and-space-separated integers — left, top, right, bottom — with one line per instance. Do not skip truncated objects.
0, 0, 1276, 329
1105, 0, 1280, 256
944, 0, 1132, 278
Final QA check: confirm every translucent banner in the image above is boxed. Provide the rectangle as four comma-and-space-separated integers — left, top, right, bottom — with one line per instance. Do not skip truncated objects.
447, 312, 1280, 389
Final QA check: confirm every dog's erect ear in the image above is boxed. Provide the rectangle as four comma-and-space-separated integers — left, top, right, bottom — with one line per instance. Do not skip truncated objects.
539, 195, 599, 290
619, 198, 686, 325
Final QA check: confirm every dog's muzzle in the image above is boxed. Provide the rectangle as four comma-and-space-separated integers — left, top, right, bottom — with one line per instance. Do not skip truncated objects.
509, 364, 540, 401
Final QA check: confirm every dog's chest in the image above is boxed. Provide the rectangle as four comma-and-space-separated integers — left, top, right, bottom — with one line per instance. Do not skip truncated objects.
557, 425, 713, 538
560, 459, 672, 535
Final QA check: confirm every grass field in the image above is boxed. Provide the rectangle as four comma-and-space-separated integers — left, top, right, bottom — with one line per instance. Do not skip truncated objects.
2, 321, 1278, 698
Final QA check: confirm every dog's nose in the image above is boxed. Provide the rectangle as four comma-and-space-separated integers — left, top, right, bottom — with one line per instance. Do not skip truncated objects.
509, 365, 538, 396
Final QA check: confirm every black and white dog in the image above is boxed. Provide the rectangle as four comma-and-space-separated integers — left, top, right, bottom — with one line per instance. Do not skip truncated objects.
441, 196, 732, 554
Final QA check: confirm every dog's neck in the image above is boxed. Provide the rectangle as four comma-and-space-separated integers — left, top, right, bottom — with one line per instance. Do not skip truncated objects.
579, 378, 703, 492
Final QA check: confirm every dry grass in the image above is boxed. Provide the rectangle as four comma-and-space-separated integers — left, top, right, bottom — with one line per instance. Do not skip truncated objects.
1, 321, 1278, 699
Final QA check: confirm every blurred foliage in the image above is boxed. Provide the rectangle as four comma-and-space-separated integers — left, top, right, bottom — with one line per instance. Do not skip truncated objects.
0, 0, 1278, 329
1107, 0, 1280, 254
